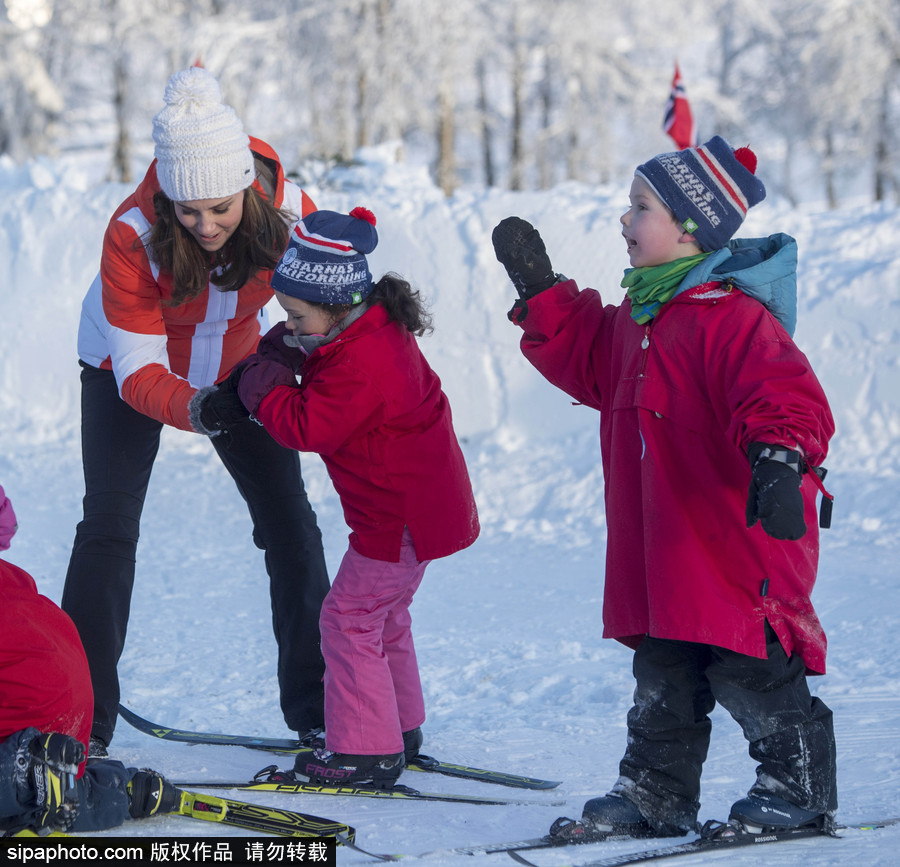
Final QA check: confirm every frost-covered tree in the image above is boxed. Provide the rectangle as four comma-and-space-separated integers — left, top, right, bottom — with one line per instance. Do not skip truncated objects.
823, 0, 900, 204
0, 3, 63, 161
2, 0, 899, 201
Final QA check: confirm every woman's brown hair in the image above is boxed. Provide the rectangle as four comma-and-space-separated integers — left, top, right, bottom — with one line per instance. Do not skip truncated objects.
145, 184, 294, 307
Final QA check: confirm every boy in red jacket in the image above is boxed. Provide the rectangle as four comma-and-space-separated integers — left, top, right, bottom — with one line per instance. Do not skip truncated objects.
235, 208, 480, 787
492, 137, 836, 837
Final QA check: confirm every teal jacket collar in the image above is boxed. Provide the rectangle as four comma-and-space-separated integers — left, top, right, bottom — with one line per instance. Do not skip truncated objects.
677, 233, 798, 336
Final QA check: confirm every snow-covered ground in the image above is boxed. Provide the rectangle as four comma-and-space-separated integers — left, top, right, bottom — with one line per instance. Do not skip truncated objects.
1, 145, 899, 864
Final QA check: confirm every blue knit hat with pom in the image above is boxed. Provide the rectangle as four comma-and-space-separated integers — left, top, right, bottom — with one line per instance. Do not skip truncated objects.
272, 207, 378, 305
635, 136, 766, 252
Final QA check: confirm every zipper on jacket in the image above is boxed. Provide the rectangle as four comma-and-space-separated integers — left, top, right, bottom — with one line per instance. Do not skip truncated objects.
639, 324, 652, 376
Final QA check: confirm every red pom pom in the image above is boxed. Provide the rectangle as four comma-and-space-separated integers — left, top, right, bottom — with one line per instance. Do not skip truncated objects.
734, 146, 757, 175
350, 206, 376, 226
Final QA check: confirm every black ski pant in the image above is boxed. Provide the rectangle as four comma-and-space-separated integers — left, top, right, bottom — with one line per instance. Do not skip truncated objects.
613, 624, 837, 832
61, 363, 330, 745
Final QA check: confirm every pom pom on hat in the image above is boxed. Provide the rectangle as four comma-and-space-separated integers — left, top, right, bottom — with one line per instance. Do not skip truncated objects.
635, 135, 766, 251
733, 146, 757, 174
152, 67, 255, 202
272, 207, 380, 305
350, 206, 376, 225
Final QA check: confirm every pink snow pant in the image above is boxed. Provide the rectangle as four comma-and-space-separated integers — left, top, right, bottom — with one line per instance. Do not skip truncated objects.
321, 529, 429, 755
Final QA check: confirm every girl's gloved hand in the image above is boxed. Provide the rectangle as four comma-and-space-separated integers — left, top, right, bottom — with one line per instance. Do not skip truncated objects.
256, 321, 307, 374
237, 357, 298, 416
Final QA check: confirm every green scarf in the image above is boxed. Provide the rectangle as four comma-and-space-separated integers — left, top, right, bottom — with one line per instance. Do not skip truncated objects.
622, 253, 709, 324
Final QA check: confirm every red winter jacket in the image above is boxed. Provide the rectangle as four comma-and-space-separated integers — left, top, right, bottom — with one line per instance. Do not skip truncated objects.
518, 279, 834, 673
77, 138, 316, 431
257, 304, 480, 563
0, 560, 93, 775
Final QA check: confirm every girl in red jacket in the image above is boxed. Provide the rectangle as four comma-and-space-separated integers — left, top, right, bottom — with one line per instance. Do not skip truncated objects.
236, 208, 480, 787
63, 67, 329, 756
492, 138, 836, 839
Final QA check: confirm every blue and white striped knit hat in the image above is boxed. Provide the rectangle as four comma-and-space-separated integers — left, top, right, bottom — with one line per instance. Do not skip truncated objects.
635, 136, 766, 252
272, 207, 379, 305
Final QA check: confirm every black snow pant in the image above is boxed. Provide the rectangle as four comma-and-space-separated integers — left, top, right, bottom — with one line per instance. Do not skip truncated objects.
61, 363, 330, 746
612, 624, 837, 832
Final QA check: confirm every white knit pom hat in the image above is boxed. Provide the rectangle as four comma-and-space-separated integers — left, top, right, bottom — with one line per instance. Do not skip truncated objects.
152, 67, 255, 202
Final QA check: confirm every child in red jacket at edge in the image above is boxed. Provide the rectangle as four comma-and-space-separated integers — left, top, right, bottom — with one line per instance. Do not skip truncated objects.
235, 207, 480, 788
0, 485, 179, 834
492, 137, 837, 840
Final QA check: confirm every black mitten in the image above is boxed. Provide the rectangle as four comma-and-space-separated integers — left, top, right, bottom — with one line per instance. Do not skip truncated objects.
746, 442, 807, 540
491, 217, 560, 301
189, 365, 250, 437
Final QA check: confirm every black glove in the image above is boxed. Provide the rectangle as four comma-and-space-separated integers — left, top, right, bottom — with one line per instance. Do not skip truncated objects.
29, 732, 85, 775
746, 442, 807, 540
127, 770, 181, 819
17, 732, 84, 831
189, 365, 250, 437
491, 217, 560, 301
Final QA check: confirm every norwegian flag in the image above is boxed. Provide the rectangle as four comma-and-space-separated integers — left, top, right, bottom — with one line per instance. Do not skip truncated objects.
663, 63, 696, 151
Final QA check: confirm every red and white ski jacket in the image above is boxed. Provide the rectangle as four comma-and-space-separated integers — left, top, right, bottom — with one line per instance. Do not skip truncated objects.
77, 138, 316, 431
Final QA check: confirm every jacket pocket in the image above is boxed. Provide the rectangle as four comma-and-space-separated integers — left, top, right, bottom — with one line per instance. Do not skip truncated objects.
625, 375, 716, 436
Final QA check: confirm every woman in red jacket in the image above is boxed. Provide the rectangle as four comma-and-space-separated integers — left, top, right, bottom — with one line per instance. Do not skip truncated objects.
62, 67, 329, 756
235, 208, 480, 787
